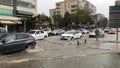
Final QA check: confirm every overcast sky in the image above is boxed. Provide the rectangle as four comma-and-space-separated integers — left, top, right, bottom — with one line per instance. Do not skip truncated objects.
37, 0, 115, 18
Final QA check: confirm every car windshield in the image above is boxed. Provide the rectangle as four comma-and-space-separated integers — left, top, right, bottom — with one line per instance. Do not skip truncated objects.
53, 29, 59, 32
28, 31, 36, 34
64, 31, 74, 34
92, 29, 102, 32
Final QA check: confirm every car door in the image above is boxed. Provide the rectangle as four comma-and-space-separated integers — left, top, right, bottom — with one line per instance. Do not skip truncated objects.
0, 34, 20, 53
15, 34, 28, 49
34, 31, 41, 40
76, 32, 80, 38
73, 32, 78, 39
40, 31, 45, 39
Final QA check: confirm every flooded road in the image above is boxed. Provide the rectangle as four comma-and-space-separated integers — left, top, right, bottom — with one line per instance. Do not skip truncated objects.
0, 34, 120, 68
0, 54, 120, 68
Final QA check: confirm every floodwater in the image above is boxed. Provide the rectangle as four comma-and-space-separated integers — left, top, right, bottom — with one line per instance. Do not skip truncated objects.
0, 54, 120, 68
0, 34, 120, 68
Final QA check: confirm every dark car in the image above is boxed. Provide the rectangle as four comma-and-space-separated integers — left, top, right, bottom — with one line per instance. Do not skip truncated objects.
0, 33, 36, 54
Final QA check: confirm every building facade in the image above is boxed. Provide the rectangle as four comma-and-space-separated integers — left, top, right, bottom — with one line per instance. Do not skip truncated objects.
49, 9, 56, 17
0, 0, 37, 32
50, 0, 96, 17
83, 0, 96, 15
109, 0, 120, 28
96, 13, 105, 21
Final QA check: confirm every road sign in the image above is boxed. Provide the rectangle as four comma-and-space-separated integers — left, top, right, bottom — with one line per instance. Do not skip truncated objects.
109, 6, 120, 28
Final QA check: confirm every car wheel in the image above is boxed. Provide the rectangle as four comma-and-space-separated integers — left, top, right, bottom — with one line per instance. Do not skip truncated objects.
56, 33, 58, 35
44, 35, 48, 38
80, 36, 82, 39
87, 32, 89, 34
26, 44, 35, 49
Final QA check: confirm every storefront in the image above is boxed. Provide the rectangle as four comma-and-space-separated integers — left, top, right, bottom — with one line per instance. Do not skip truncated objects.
0, 8, 21, 32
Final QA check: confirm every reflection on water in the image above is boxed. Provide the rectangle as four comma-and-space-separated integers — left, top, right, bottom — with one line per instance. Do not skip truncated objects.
1, 54, 120, 68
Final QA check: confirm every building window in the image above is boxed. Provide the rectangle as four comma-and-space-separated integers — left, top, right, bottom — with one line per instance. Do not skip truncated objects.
0, 0, 35, 8
0, 8, 13, 16
17, 1, 35, 8
0, 0, 13, 5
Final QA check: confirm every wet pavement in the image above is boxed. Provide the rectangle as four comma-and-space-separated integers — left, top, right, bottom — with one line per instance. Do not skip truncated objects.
1, 54, 120, 68
0, 33, 120, 68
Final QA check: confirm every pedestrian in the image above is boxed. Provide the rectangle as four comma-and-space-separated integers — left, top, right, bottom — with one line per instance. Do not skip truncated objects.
95, 28, 99, 41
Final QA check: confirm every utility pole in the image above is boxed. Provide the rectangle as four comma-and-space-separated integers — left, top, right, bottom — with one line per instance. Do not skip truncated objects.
116, 0, 119, 43
13, 0, 26, 33
13, 0, 17, 17
13, 0, 17, 32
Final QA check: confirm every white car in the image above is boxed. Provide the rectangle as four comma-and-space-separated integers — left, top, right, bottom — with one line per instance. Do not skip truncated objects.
49, 29, 65, 35
28, 30, 48, 40
60, 30, 82, 40
104, 27, 110, 32
80, 29, 89, 34
89, 28, 105, 38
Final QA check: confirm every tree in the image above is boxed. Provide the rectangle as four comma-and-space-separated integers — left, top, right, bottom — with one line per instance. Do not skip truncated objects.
52, 14, 63, 27
71, 8, 94, 27
19, 14, 52, 32
97, 17, 108, 28
63, 11, 72, 27
37, 14, 52, 23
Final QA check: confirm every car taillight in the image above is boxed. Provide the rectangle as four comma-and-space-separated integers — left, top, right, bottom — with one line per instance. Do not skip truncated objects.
33, 37, 37, 42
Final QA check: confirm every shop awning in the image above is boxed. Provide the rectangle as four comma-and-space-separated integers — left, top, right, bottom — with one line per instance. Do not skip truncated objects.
0, 16, 19, 21
0, 20, 21, 24
16, 10, 33, 17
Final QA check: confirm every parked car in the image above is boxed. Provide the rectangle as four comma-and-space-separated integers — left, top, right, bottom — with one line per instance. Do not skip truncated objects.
28, 30, 48, 40
49, 29, 65, 36
89, 28, 105, 38
0, 33, 36, 54
107, 29, 116, 34
41, 28, 51, 34
79, 29, 89, 34
104, 27, 110, 32
60, 30, 82, 40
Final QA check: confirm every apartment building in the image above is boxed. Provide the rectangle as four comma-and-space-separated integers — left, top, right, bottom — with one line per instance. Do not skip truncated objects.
50, 9, 56, 17
83, 0, 96, 15
50, 0, 96, 17
0, 0, 37, 32
96, 13, 105, 21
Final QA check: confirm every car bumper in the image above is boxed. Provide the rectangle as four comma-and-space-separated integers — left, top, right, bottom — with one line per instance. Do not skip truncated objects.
60, 37, 70, 40
48, 33, 56, 36
89, 35, 96, 37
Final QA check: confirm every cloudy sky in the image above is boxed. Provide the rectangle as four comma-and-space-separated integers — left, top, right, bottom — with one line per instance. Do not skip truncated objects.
37, 0, 115, 18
